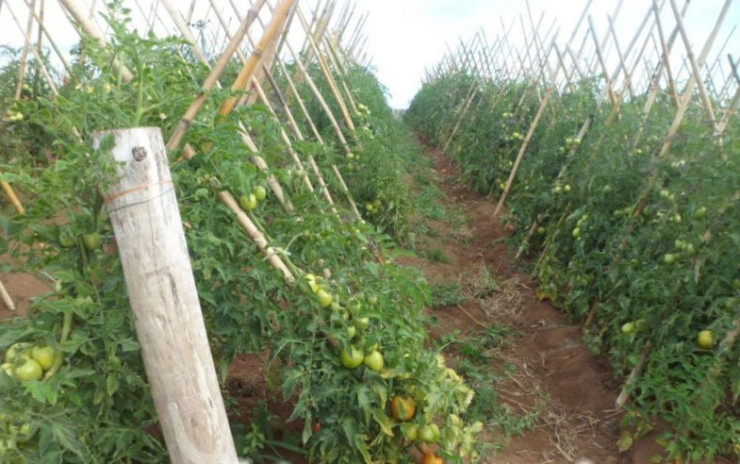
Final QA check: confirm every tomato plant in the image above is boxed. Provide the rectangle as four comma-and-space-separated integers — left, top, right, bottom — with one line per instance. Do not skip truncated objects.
407, 61, 740, 460
0, 4, 485, 463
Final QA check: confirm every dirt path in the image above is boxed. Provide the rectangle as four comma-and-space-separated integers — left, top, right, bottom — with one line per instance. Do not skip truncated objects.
400, 146, 627, 463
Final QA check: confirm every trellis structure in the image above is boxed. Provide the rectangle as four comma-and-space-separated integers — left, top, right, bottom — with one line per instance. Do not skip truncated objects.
414, 0, 740, 441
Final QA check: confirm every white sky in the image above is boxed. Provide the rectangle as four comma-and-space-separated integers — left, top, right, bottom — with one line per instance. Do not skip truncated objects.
0, 1, 738, 109
353, 0, 740, 108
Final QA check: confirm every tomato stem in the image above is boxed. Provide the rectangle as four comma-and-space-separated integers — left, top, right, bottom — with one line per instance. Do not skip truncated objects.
44, 307, 73, 380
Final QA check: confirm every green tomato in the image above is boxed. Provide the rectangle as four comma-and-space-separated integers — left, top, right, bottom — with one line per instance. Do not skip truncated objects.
14, 358, 43, 382
355, 317, 370, 331
698, 330, 714, 349
31, 345, 57, 371
418, 423, 441, 444
346, 325, 357, 339
5, 342, 31, 363
621, 322, 635, 334
340, 347, 364, 369
401, 423, 418, 441
83, 232, 102, 251
239, 193, 258, 211
363, 350, 384, 371
1, 362, 14, 378
663, 253, 677, 264
572, 227, 581, 239
9, 422, 32, 442
58, 229, 76, 248
253, 185, 267, 201
316, 289, 333, 308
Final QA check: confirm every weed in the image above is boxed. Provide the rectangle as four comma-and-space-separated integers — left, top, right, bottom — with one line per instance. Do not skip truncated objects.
430, 281, 469, 307
425, 247, 450, 263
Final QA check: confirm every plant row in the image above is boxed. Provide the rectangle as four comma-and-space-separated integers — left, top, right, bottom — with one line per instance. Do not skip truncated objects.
405, 71, 740, 461
0, 9, 480, 464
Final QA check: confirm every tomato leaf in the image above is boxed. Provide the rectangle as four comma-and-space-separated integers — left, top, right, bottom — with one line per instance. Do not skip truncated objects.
371, 409, 394, 437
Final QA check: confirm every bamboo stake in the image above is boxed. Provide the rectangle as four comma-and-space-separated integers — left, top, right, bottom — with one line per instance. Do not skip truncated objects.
0, 277, 15, 312
155, 2, 299, 273
218, 192, 295, 282
6, 0, 58, 98
14, 0, 36, 100
607, 15, 634, 98
589, 16, 620, 107
442, 85, 478, 153
166, 0, 294, 214
668, 0, 719, 129
17, 0, 71, 77
324, 36, 360, 114
248, 22, 362, 219
283, 38, 352, 154
58, 0, 134, 82
494, 45, 562, 218
652, 0, 731, 163
219, 0, 296, 117
294, 4, 361, 147
35, 0, 43, 66
224, 2, 354, 216
166, 0, 266, 150
160, 0, 209, 64
614, 0, 733, 409
271, 45, 363, 220
0, 167, 26, 215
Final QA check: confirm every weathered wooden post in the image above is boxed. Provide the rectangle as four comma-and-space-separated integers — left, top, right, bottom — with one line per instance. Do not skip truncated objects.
92, 127, 239, 464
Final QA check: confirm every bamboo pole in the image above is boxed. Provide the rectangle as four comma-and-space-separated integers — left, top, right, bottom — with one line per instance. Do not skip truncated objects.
652, 0, 731, 163
607, 14, 634, 98
589, 16, 620, 107
442, 85, 478, 153
217, 1, 351, 216
0, 167, 26, 215
14, 0, 36, 100
218, 192, 295, 282
160, 0, 209, 64
0, 277, 16, 312
93, 127, 239, 464
613, 0, 733, 409
219, 0, 296, 117
246, 16, 361, 219
166, 0, 266, 150
668, 0, 719, 129
494, 44, 562, 218
283, 38, 352, 153
164, 0, 295, 215
5, 1, 55, 100
294, 4, 361, 147
58, 0, 134, 82
18, 0, 71, 77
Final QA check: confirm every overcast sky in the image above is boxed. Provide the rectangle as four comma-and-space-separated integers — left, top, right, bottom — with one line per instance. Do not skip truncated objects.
1, 1, 737, 109
353, 0, 739, 108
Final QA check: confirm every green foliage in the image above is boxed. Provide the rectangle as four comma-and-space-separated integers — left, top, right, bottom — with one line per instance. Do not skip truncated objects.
407, 70, 740, 460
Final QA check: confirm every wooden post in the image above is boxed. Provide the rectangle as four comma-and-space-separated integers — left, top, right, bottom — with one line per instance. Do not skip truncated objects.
93, 127, 239, 464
